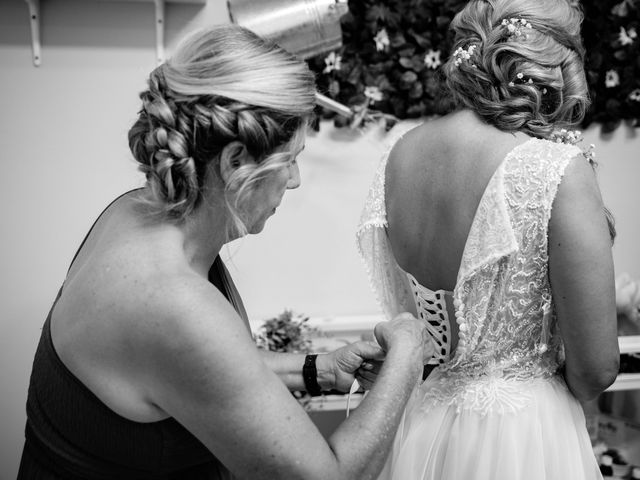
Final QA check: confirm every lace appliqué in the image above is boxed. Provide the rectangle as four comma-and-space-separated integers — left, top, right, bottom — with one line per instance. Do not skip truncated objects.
415, 368, 538, 416
418, 139, 582, 414
356, 124, 419, 322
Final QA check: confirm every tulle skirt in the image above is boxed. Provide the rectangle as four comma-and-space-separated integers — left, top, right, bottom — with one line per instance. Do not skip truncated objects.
378, 372, 602, 480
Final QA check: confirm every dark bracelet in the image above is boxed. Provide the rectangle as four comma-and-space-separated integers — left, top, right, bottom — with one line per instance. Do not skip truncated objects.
303, 354, 323, 397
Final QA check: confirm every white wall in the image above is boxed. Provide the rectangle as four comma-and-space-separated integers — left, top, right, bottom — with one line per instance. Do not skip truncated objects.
1, 0, 639, 478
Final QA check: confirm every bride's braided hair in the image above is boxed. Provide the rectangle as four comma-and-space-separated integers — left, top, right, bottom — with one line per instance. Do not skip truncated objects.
443, 0, 589, 139
128, 25, 315, 221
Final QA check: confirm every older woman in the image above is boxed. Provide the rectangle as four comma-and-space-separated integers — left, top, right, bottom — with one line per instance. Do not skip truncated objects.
18, 25, 433, 480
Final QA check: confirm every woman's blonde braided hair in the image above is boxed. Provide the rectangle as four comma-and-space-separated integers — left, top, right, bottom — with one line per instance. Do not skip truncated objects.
128, 24, 315, 223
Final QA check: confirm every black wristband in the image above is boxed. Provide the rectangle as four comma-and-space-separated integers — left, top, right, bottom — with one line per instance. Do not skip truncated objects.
303, 354, 323, 397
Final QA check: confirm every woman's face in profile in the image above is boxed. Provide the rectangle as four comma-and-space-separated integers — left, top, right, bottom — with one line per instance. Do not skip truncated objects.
241, 144, 304, 234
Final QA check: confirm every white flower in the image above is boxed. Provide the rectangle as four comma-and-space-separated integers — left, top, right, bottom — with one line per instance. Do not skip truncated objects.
452, 44, 477, 67
619, 26, 637, 46
629, 89, 640, 102
323, 52, 342, 74
550, 129, 583, 145
501, 17, 532, 39
605, 69, 620, 88
424, 49, 442, 69
612, 0, 631, 17
364, 86, 383, 102
374, 28, 390, 52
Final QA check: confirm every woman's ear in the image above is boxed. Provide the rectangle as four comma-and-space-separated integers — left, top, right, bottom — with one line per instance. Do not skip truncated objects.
219, 141, 254, 186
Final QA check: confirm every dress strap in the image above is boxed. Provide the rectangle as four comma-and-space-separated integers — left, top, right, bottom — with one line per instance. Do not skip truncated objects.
209, 257, 251, 333
66, 189, 142, 274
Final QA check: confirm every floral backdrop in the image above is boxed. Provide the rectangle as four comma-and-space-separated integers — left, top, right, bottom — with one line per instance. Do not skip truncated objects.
308, 0, 640, 133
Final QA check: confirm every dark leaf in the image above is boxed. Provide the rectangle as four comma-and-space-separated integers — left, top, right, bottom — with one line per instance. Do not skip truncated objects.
410, 32, 431, 48
409, 81, 424, 98
399, 57, 414, 68
614, 50, 629, 61
329, 80, 341, 97
401, 71, 419, 83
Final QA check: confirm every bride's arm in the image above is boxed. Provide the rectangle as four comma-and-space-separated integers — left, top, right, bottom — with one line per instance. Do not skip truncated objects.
549, 155, 619, 401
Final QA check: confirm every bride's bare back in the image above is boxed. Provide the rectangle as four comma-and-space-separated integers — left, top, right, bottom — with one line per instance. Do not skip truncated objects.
385, 110, 530, 293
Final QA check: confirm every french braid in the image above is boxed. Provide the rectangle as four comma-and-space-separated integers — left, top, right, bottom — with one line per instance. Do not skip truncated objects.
128, 25, 315, 222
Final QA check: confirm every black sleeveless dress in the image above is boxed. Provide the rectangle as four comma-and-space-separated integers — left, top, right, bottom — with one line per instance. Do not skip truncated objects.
18, 193, 245, 479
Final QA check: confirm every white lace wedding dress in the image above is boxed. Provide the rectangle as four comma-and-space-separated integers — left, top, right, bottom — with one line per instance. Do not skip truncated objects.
356, 127, 603, 480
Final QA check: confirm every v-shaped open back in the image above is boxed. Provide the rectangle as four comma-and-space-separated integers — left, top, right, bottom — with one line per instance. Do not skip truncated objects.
358, 122, 603, 480
357, 123, 537, 365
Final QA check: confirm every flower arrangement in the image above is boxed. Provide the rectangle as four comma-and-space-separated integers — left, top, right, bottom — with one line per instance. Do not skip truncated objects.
308, 0, 640, 133
308, 0, 464, 130
254, 310, 318, 407
582, 0, 640, 132
254, 309, 316, 354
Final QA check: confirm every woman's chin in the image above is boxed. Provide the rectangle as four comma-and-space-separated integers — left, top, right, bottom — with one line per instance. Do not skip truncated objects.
247, 219, 268, 235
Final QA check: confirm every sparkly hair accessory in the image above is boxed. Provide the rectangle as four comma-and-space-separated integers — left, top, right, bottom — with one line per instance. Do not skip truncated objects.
452, 44, 478, 67
549, 128, 596, 162
502, 18, 533, 40
508, 72, 534, 87
507, 72, 549, 95
550, 128, 582, 144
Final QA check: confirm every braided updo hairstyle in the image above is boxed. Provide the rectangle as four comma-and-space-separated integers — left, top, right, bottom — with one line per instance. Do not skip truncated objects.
443, 0, 589, 138
128, 24, 316, 223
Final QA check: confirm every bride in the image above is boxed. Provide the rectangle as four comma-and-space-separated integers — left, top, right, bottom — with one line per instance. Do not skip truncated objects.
357, 0, 619, 478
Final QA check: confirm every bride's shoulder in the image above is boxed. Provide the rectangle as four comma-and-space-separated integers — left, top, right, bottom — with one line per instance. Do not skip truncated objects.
385, 118, 450, 159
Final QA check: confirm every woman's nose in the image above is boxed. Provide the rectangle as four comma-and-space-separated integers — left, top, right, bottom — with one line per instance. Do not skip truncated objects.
287, 162, 301, 189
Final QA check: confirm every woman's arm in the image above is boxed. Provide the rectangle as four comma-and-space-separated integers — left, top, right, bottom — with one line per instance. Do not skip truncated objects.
259, 341, 384, 393
549, 155, 619, 401
144, 281, 427, 480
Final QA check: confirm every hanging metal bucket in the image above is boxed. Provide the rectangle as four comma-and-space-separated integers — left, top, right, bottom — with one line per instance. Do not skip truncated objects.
227, 0, 353, 118
227, 0, 349, 60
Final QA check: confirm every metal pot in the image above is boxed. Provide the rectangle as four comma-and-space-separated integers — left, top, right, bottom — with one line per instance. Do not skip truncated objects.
227, 0, 349, 60
227, 0, 353, 118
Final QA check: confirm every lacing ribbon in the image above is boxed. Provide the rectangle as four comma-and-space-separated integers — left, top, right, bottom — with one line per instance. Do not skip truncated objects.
345, 379, 362, 418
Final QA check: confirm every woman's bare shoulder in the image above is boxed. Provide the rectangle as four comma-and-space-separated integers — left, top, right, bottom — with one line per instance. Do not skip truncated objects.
128, 269, 245, 347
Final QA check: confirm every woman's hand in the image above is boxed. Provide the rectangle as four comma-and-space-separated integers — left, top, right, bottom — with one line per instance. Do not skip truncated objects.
316, 341, 385, 392
352, 313, 435, 390
317, 313, 434, 392
375, 312, 434, 364
355, 359, 383, 390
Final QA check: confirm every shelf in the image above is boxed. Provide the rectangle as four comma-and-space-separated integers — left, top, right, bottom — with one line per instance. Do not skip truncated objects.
619, 336, 640, 354
23, 0, 205, 66
607, 374, 640, 392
